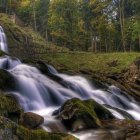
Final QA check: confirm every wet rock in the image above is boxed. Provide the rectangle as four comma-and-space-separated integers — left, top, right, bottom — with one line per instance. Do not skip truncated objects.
104, 104, 134, 120
19, 112, 44, 129
0, 116, 18, 140
0, 69, 16, 90
37, 61, 63, 81
56, 98, 114, 131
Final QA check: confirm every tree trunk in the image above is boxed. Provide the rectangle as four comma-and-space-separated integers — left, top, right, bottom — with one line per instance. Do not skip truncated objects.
93, 31, 97, 53
45, 29, 48, 42
90, 31, 94, 52
31, 0, 37, 31
94, 35, 97, 53
105, 37, 108, 53
119, 0, 126, 52
139, 33, 140, 51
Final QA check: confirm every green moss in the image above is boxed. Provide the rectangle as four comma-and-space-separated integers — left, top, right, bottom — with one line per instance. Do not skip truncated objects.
0, 93, 22, 122
17, 126, 78, 140
58, 98, 114, 130
0, 50, 7, 56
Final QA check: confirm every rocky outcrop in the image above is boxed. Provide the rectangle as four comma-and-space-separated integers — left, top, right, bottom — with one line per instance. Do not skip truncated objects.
19, 112, 44, 129
56, 98, 114, 131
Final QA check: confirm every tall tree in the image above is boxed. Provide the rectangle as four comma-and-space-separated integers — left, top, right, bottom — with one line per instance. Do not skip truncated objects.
36, 0, 50, 41
48, 0, 78, 49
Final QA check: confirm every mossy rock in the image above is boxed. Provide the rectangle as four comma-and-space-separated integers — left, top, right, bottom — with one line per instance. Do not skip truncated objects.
0, 93, 22, 122
56, 98, 114, 131
0, 69, 16, 90
19, 112, 44, 129
0, 116, 78, 140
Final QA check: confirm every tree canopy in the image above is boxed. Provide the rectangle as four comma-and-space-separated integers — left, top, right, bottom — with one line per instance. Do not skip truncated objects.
0, 0, 140, 52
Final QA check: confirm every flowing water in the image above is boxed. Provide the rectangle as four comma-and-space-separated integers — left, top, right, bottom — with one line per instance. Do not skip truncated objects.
0, 26, 140, 139
0, 26, 8, 53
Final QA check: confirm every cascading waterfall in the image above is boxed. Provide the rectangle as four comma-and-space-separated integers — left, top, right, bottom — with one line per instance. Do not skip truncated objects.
0, 26, 8, 53
0, 55, 140, 121
0, 26, 140, 139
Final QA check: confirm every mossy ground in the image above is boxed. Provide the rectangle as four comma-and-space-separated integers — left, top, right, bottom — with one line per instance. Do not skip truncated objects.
39, 52, 140, 74
0, 13, 68, 59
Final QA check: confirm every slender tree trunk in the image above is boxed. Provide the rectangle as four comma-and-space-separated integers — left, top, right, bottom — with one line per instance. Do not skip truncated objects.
105, 37, 108, 53
119, 0, 126, 52
45, 29, 48, 42
90, 30, 94, 52
93, 30, 97, 53
94, 35, 97, 53
139, 32, 140, 51
31, 0, 37, 31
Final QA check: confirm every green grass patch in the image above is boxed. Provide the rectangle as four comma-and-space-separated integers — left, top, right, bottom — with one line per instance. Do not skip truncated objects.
40, 52, 140, 74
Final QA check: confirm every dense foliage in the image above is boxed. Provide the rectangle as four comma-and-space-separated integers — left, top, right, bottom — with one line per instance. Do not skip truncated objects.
0, 0, 139, 52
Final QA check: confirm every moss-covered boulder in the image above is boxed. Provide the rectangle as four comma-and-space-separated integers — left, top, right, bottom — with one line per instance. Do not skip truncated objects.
0, 93, 22, 122
19, 112, 44, 129
0, 116, 78, 140
56, 98, 114, 131
0, 69, 16, 90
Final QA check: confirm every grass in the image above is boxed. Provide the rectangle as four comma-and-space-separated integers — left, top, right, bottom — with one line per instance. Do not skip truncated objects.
39, 52, 140, 74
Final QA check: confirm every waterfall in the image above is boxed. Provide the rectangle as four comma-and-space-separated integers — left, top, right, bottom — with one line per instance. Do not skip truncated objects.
0, 55, 140, 121
0, 26, 8, 53
0, 26, 140, 139
0, 56, 140, 138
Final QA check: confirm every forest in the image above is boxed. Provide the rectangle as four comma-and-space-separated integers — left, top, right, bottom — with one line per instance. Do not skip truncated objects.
0, 0, 140, 52
0, 1, 140, 140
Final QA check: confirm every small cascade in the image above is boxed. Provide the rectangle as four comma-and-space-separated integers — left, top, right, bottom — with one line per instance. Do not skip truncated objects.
0, 55, 21, 69
0, 26, 8, 53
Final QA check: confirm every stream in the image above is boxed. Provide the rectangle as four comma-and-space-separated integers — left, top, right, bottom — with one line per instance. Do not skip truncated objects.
0, 26, 140, 140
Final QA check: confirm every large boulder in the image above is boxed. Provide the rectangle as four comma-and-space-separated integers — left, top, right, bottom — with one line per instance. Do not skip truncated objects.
0, 69, 16, 90
56, 98, 114, 131
19, 112, 44, 129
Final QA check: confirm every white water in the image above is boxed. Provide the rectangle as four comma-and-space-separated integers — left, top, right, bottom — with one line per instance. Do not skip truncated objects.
0, 26, 8, 53
0, 56, 140, 139
0, 26, 140, 139
0, 56, 140, 119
